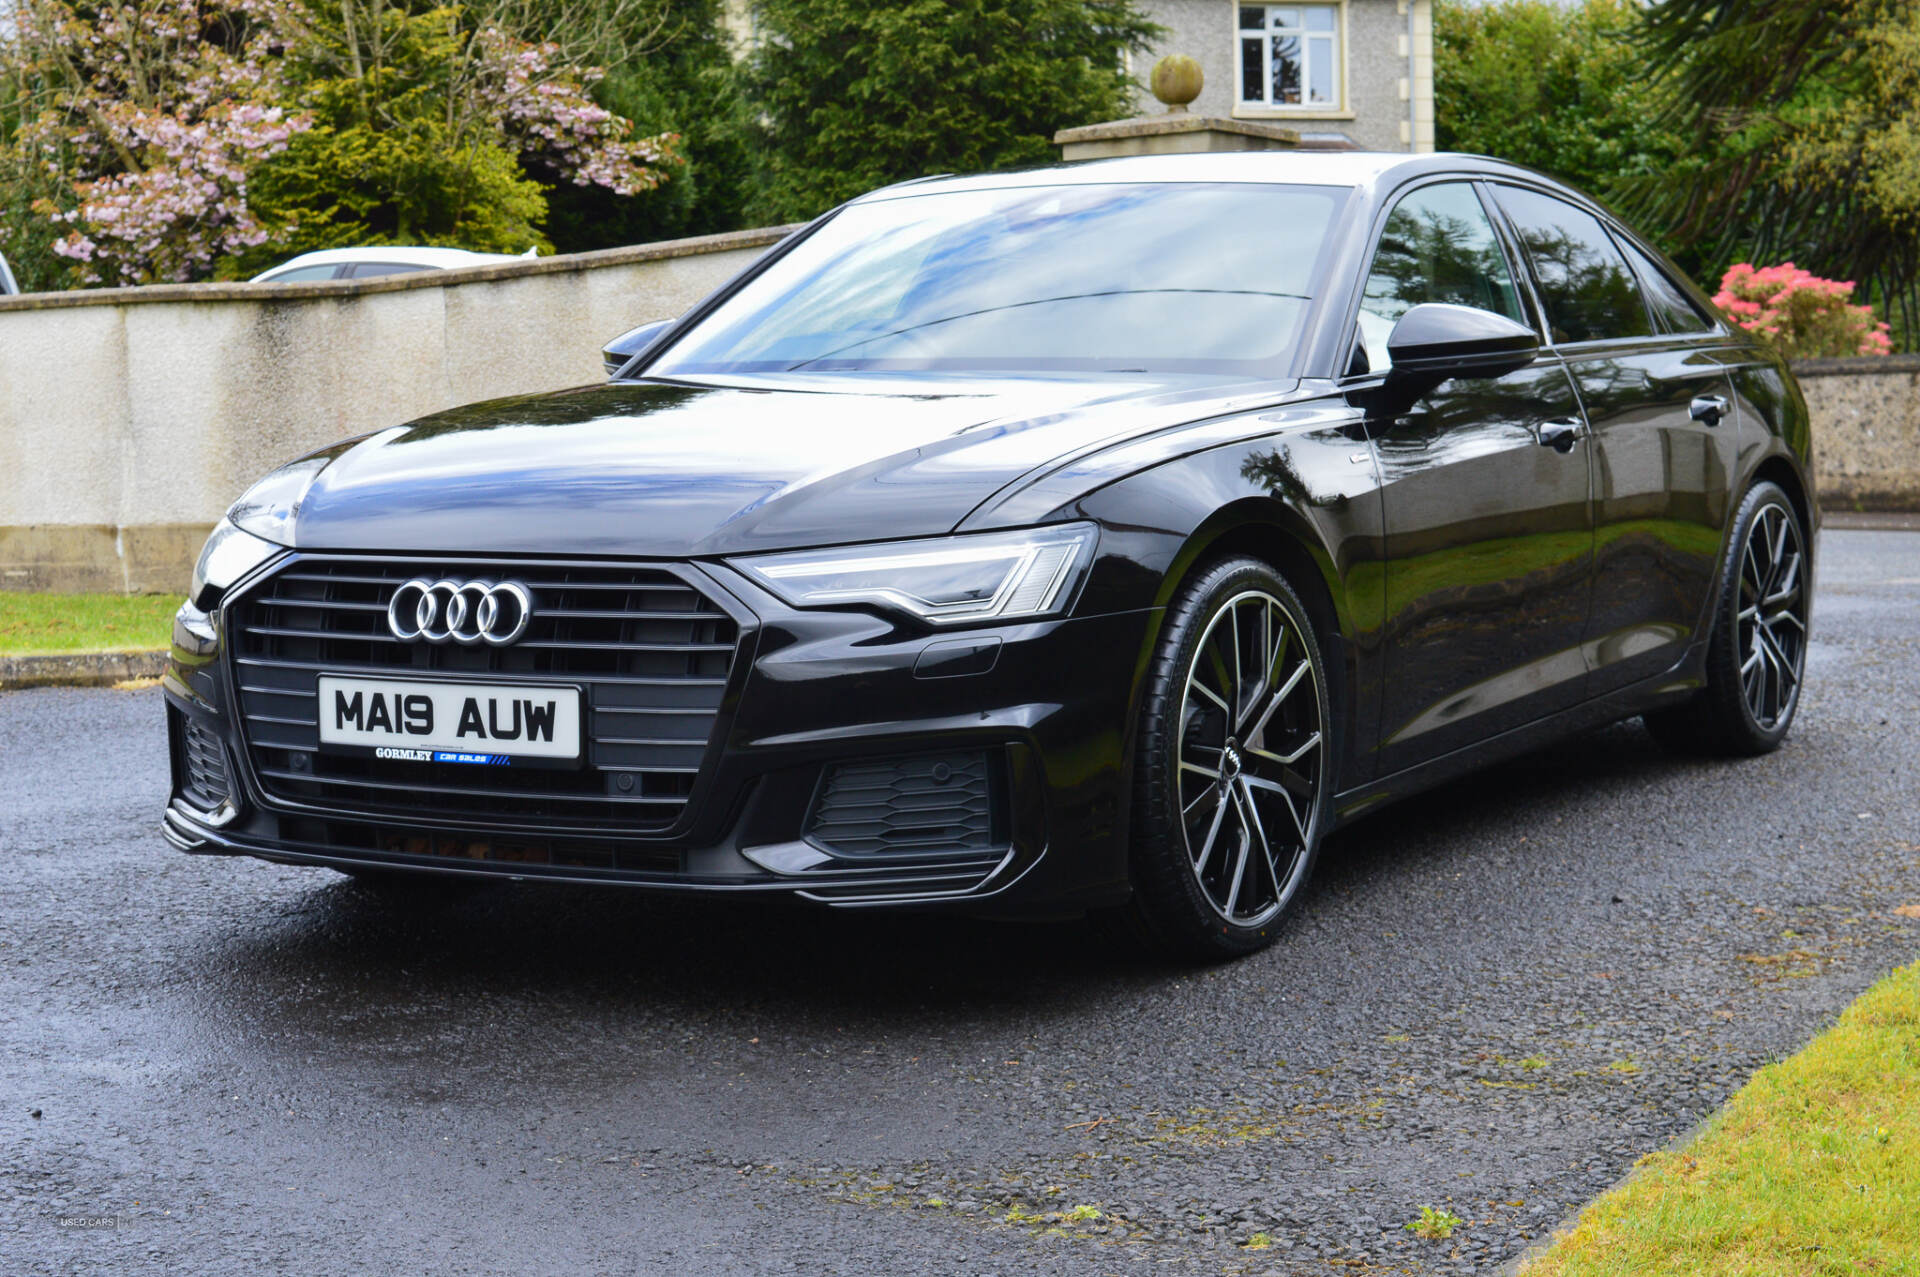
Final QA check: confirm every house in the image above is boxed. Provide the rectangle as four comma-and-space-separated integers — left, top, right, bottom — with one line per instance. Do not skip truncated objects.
717, 0, 1435, 155
1135, 1, 1434, 151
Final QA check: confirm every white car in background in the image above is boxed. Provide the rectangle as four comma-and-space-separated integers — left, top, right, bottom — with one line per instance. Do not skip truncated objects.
251, 246, 536, 283
0, 250, 18, 295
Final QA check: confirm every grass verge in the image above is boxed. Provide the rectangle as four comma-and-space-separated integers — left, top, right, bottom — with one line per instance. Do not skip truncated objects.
0, 592, 178, 656
1522, 959, 1920, 1275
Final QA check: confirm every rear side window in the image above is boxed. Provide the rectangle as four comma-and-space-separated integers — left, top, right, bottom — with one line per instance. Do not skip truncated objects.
1493, 186, 1653, 344
347, 262, 434, 279
1616, 236, 1714, 334
1356, 182, 1525, 372
264, 264, 340, 282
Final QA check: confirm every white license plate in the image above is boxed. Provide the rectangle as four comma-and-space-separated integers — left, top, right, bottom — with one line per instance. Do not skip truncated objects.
316, 676, 581, 763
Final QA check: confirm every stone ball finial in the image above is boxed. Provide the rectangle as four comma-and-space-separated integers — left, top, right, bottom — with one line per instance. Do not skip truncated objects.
1150, 55, 1204, 113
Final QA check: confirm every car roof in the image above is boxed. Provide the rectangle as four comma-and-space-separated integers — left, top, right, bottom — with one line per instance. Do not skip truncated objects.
851, 151, 1557, 202
252, 246, 526, 279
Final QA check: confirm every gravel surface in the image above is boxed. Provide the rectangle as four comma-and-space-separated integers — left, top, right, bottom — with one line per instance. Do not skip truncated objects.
5, 529, 1918, 1276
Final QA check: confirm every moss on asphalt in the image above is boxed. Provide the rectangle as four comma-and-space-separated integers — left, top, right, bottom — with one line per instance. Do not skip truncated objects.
1522, 958, 1920, 1275
0, 592, 178, 656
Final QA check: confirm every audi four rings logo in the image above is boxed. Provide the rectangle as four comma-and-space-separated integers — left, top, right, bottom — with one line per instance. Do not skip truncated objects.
386, 578, 534, 646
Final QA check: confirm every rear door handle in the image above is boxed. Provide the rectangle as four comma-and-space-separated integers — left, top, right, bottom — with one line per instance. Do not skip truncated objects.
1537, 419, 1584, 453
1690, 394, 1730, 426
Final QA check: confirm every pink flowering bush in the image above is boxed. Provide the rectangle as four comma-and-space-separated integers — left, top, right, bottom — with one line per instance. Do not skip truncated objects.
1713, 262, 1894, 359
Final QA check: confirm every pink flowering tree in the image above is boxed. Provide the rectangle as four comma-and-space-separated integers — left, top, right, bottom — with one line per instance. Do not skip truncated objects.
8, 0, 311, 286
474, 26, 676, 199
2, 0, 679, 286
227, 3, 680, 270
1714, 262, 1895, 359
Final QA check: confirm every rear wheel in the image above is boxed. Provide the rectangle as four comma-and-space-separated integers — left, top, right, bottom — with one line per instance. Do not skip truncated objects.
1111, 557, 1331, 961
1645, 480, 1809, 756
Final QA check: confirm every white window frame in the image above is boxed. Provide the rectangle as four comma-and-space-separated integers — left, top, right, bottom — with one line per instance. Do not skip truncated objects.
1233, 2, 1349, 117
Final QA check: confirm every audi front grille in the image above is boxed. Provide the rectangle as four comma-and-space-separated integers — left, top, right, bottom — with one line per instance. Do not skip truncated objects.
224, 557, 744, 833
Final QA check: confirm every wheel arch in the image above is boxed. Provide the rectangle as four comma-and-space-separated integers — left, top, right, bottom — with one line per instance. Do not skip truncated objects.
1060, 419, 1385, 798
1749, 453, 1816, 546
1739, 449, 1819, 644
1143, 498, 1370, 796
1166, 502, 1348, 649
1728, 355, 1818, 545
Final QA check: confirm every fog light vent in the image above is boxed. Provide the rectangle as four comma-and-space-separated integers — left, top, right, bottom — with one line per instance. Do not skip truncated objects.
806, 751, 999, 857
179, 715, 233, 811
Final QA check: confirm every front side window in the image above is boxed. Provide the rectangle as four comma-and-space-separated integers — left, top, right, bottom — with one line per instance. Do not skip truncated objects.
1493, 186, 1654, 345
1238, 5, 1342, 109
649, 182, 1348, 378
1355, 183, 1524, 373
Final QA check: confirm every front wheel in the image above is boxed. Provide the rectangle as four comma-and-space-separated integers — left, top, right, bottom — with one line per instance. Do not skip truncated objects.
1645, 480, 1809, 756
1111, 557, 1332, 961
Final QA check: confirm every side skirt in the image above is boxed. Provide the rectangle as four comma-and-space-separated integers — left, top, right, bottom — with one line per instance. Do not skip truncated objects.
1329, 641, 1709, 829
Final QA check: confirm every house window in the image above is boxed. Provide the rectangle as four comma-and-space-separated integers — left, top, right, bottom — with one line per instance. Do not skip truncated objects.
1238, 5, 1341, 109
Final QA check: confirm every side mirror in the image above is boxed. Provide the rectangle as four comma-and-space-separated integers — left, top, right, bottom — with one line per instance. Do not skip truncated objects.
1384, 303, 1538, 380
601, 319, 674, 379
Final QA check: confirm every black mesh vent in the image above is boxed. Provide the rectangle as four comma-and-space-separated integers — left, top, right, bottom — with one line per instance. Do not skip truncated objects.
178, 713, 232, 811
226, 557, 740, 833
807, 752, 1002, 857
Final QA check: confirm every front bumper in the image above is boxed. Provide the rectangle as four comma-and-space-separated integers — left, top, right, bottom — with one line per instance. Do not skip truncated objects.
163, 556, 1154, 913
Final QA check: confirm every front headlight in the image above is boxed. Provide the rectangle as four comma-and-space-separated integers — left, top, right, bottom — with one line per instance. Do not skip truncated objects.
189, 518, 282, 608
227, 456, 326, 545
194, 455, 323, 604
733, 524, 1097, 626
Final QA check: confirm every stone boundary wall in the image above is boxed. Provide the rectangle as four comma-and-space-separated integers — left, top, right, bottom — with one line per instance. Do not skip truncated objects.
1794, 355, 1920, 513
0, 258, 1914, 593
0, 225, 794, 593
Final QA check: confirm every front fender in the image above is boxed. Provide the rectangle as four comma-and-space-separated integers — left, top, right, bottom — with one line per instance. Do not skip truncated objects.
971, 396, 1387, 792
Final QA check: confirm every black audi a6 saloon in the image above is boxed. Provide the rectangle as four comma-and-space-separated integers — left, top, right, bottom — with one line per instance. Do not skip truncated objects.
163, 152, 1814, 958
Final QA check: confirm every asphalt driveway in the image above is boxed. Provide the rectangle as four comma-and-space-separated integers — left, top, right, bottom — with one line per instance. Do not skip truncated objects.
5, 529, 1918, 1276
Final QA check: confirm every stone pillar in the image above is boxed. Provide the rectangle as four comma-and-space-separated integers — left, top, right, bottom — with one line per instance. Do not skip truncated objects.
1054, 55, 1299, 161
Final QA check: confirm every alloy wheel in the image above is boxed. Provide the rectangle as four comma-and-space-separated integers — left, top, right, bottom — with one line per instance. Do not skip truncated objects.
1737, 502, 1807, 730
1175, 590, 1324, 928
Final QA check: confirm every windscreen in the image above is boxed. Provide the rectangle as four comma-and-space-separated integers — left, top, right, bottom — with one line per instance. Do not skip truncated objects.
648, 182, 1347, 377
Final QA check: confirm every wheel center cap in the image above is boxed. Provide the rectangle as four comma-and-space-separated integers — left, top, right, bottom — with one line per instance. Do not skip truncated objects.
1222, 739, 1244, 781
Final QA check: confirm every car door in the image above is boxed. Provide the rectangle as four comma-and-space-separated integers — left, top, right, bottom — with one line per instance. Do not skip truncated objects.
1354, 180, 1596, 775
1490, 185, 1741, 697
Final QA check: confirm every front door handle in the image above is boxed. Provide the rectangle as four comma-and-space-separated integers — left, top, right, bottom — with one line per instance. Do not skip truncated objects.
1690, 394, 1730, 426
1537, 419, 1584, 453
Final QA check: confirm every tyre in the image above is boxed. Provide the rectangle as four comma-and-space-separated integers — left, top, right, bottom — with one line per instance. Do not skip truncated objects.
1110, 557, 1332, 961
1644, 480, 1809, 756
